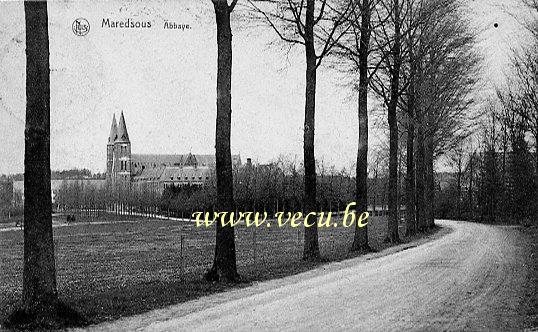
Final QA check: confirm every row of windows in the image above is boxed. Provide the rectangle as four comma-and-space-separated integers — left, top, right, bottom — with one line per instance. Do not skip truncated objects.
132, 176, 210, 182
163, 183, 204, 188
170, 176, 209, 181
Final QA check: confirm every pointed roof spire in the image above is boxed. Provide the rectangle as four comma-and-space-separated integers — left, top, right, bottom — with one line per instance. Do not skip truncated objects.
184, 152, 197, 167
108, 114, 118, 145
116, 111, 130, 143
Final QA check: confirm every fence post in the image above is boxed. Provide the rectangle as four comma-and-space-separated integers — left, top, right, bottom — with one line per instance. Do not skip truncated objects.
253, 226, 257, 270
180, 233, 184, 283
297, 227, 301, 258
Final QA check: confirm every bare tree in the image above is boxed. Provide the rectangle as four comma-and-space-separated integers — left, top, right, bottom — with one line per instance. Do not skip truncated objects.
247, 0, 355, 260
7, 1, 84, 328
22, 1, 58, 313
368, 0, 479, 233
332, 0, 386, 251
408, 0, 479, 229
446, 140, 468, 219
402, 0, 419, 235
206, 0, 241, 282
368, 0, 408, 243
497, 85, 537, 221
506, 46, 538, 187
494, 1, 537, 221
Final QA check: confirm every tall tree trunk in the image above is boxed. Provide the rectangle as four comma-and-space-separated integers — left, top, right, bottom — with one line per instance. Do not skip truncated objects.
405, 10, 416, 237
23, 0, 58, 313
456, 159, 462, 219
405, 111, 416, 236
386, 0, 402, 243
424, 131, 435, 228
468, 152, 473, 219
532, 132, 538, 221
351, 0, 372, 252
207, 0, 239, 282
302, 0, 321, 260
415, 108, 426, 231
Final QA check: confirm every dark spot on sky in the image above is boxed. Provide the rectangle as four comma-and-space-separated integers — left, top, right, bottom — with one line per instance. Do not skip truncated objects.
494, 23, 499, 28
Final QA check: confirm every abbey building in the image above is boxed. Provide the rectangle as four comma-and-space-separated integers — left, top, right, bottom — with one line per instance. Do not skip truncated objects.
106, 112, 241, 191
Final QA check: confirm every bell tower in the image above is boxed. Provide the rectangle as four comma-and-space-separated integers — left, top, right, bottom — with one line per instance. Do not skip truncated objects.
114, 111, 131, 183
106, 114, 117, 182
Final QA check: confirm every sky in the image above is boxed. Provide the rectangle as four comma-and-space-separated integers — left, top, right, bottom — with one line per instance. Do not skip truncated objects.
0, 0, 534, 175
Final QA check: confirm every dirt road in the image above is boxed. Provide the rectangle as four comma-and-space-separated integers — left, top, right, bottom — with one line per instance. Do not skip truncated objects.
83, 220, 536, 331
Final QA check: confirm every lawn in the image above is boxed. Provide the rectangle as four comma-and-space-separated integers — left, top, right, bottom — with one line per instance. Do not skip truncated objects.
0, 214, 414, 325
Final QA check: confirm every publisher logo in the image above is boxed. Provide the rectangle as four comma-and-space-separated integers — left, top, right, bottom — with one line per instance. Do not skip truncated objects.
72, 18, 90, 36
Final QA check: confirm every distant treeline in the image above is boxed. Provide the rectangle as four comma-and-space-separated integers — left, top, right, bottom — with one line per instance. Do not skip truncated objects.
434, 102, 537, 225
161, 161, 359, 216
5, 169, 105, 181
53, 158, 398, 218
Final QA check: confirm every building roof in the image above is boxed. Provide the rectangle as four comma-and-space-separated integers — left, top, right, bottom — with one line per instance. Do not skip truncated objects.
131, 153, 242, 168
158, 166, 212, 182
108, 114, 118, 145
132, 154, 185, 167
116, 111, 130, 143
132, 166, 166, 181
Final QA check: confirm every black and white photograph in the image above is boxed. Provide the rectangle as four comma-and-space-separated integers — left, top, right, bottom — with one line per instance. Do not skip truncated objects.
0, 0, 537, 330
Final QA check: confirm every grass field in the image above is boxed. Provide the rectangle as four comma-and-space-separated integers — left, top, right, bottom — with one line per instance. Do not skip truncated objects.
0, 214, 416, 325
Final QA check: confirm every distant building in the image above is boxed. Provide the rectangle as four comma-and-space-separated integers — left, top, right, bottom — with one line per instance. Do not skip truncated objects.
8, 113, 243, 203
106, 112, 241, 192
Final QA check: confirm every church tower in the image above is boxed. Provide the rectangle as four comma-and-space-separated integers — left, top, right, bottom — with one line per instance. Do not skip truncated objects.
114, 111, 131, 183
106, 114, 118, 182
